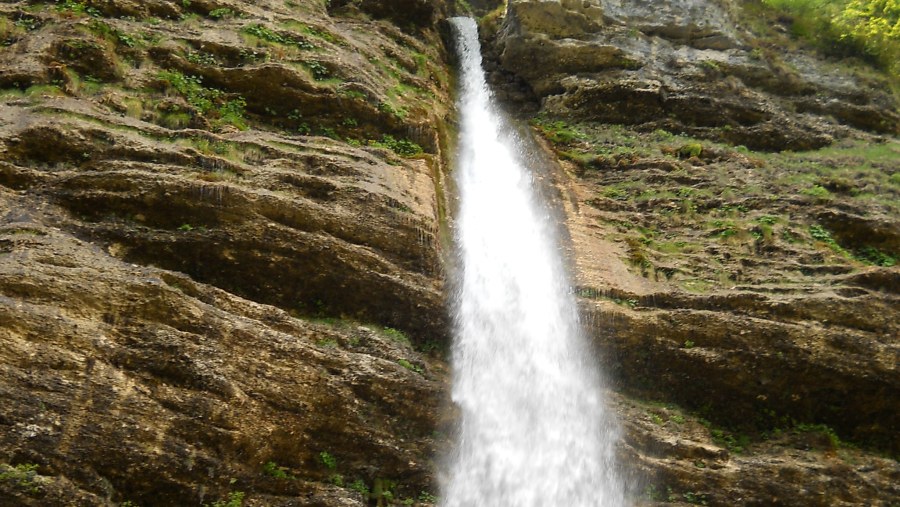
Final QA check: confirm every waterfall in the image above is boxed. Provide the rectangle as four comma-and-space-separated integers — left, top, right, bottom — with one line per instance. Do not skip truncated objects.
442, 17, 624, 507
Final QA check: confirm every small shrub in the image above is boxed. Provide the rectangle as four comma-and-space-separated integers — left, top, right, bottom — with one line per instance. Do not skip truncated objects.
262, 461, 290, 479
678, 143, 703, 158
710, 428, 750, 453
801, 184, 832, 200
349, 479, 370, 496
56, 0, 101, 17
319, 451, 337, 470
305, 61, 329, 79
419, 491, 438, 503
0, 463, 40, 494
854, 246, 896, 267
186, 51, 218, 66
206, 491, 244, 507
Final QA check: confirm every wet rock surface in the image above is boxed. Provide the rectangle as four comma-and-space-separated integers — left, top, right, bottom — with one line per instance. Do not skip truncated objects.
1, 0, 452, 504
490, 0, 899, 150
0, 0, 898, 505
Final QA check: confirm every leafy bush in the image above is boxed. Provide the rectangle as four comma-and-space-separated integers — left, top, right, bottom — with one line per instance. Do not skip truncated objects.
854, 246, 897, 266
761, 0, 899, 77
305, 60, 329, 80
319, 451, 337, 470
262, 461, 289, 479
349, 479, 370, 496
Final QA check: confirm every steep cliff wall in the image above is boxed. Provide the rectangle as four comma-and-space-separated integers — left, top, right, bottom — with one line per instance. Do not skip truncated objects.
487, 0, 900, 505
0, 0, 898, 506
1, 0, 454, 504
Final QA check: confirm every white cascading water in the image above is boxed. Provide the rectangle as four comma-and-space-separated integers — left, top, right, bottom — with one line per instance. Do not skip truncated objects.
442, 18, 625, 507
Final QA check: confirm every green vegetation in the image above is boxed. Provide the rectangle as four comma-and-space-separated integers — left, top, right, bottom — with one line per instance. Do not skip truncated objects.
795, 422, 842, 448
382, 326, 411, 346
206, 491, 245, 507
419, 491, 439, 503
56, 0, 101, 17
548, 116, 898, 287
85, 20, 139, 48
855, 246, 896, 266
262, 461, 290, 479
398, 359, 424, 374
677, 142, 703, 158
368, 135, 423, 157
710, 428, 751, 454
0, 463, 41, 494
761, 0, 900, 77
531, 117, 585, 145
158, 70, 247, 130
241, 23, 314, 49
319, 451, 337, 470
349, 479, 370, 496
305, 60, 329, 80
208, 8, 235, 19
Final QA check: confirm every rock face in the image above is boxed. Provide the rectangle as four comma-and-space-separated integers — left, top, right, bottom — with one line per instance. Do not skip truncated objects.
1, 0, 898, 505
1, 0, 453, 504
491, 0, 900, 150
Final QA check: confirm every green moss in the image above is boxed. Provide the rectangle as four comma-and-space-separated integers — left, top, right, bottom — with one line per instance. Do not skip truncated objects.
677, 142, 703, 158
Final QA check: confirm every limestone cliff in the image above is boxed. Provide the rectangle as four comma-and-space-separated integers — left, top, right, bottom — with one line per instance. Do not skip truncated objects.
0, 0, 897, 506
487, 0, 899, 505
1, 0, 452, 504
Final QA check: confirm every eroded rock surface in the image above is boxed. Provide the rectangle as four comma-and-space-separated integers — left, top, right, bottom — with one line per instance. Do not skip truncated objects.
490, 0, 900, 150
1, 0, 452, 504
1, 0, 898, 505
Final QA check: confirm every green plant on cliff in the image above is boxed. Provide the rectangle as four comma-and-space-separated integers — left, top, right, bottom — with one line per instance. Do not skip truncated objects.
761, 0, 900, 77
0, 463, 41, 494
55, 0, 101, 17
206, 491, 244, 507
808, 224, 848, 256
855, 246, 896, 266
319, 451, 337, 470
710, 428, 750, 454
262, 461, 290, 479
241, 23, 314, 50
398, 359, 424, 374
208, 8, 235, 19
304, 60, 330, 80
531, 117, 585, 145
349, 478, 370, 496
158, 70, 247, 130
369, 135, 423, 157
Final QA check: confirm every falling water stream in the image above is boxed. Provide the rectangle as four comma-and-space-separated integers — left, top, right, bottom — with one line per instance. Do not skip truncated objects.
442, 18, 624, 507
